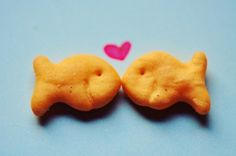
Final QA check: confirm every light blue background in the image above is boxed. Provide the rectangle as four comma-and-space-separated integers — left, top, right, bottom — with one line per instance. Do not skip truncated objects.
0, 0, 236, 155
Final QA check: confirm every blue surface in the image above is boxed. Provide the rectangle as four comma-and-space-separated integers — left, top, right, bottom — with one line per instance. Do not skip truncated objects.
1, 0, 236, 155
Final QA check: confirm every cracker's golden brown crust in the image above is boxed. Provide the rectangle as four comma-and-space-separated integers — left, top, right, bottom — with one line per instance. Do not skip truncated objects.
122, 51, 210, 115
31, 54, 121, 116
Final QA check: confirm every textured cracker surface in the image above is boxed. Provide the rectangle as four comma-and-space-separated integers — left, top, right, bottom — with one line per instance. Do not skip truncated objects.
31, 54, 121, 116
122, 51, 210, 115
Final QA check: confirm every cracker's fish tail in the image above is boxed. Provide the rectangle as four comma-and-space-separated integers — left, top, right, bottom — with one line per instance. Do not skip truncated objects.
188, 52, 210, 114
191, 51, 207, 73
32, 56, 55, 116
33, 56, 52, 77
31, 84, 56, 116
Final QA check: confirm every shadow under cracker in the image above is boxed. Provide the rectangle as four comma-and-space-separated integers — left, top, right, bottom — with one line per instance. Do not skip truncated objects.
125, 94, 210, 127
38, 90, 211, 127
38, 91, 121, 126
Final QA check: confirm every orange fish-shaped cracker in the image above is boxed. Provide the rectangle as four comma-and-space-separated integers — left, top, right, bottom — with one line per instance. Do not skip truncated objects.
31, 54, 121, 116
122, 51, 210, 115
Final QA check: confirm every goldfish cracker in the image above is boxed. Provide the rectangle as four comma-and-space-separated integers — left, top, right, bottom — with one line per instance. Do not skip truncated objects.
31, 54, 121, 116
122, 51, 210, 115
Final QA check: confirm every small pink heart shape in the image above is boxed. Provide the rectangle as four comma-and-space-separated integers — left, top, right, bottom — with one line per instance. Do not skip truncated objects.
104, 41, 131, 60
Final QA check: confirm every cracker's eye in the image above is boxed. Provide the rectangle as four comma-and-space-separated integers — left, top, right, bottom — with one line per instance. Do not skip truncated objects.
95, 69, 102, 76
139, 68, 145, 75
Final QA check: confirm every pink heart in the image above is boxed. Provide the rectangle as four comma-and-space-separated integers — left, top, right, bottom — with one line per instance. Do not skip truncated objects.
104, 41, 131, 60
